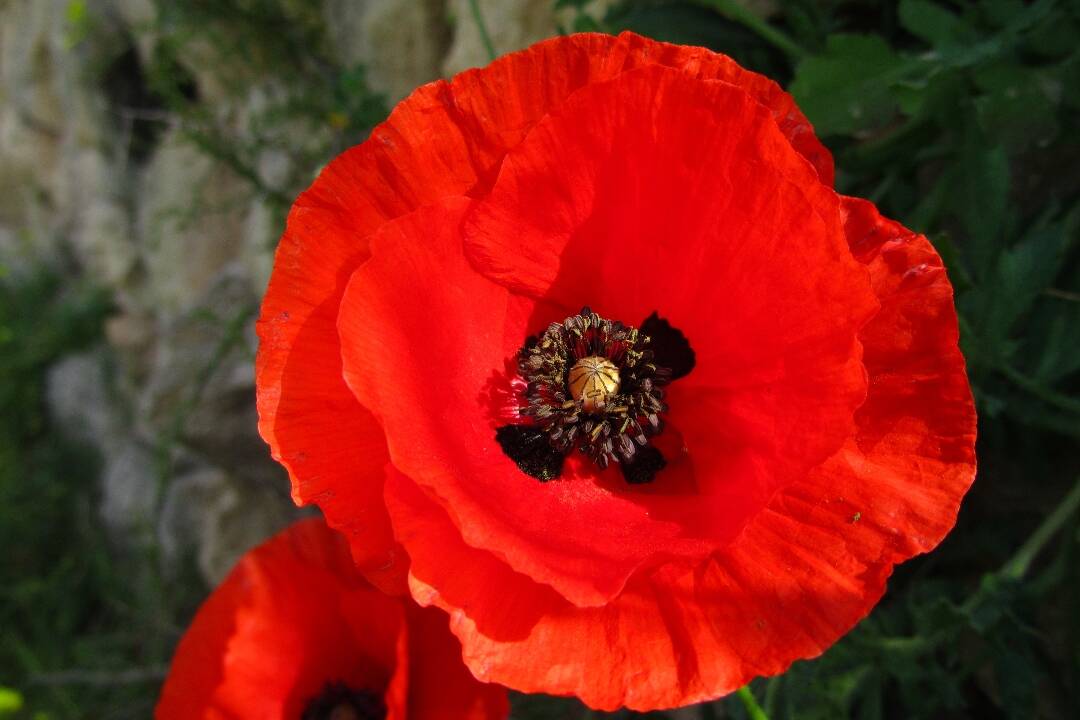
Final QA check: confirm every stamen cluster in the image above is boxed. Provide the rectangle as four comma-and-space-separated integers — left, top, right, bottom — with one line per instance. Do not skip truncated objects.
517, 307, 671, 470
302, 682, 385, 720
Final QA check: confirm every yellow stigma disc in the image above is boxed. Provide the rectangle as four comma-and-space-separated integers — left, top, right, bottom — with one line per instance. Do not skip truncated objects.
568, 356, 620, 412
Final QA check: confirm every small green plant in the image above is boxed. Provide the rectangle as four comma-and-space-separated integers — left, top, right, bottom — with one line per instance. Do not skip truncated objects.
0, 269, 203, 719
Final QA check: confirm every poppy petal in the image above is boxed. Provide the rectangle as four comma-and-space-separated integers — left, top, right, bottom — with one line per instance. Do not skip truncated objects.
158, 518, 509, 719
387, 467, 751, 711
156, 518, 406, 719
383, 202, 975, 710
337, 200, 718, 608
610, 31, 834, 184
405, 604, 511, 720
255, 34, 617, 590
464, 65, 878, 544
259, 32, 834, 592
834, 195, 977, 553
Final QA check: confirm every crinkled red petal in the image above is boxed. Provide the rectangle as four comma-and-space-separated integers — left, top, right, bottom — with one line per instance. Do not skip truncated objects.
610, 32, 834, 184
334, 67, 874, 606
466, 65, 878, 540
387, 201, 975, 709
405, 603, 511, 720
337, 200, 709, 608
156, 518, 507, 719
257, 32, 833, 592
155, 518, 407, 719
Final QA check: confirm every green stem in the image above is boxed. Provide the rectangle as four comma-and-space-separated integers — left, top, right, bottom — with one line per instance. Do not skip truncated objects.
763, 677, 782, 717
996, 362, 1080, 416
1000, 476, 1080, 580
958, 315, 1080, 418
468, 0, 497, 62
182, 127, 291, 207
692, 0, 806, 61
825, 479, 1080, 657
872, 635, 939, 655
736, 685, 770, 720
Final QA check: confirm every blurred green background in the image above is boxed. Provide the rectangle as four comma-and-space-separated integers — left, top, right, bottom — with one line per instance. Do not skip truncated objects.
1, 0, 1078, 718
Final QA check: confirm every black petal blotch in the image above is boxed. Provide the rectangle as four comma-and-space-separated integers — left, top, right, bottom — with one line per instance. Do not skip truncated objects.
640, 312, 696, 380
495, 424, 565, 482
620, 445, 667, 484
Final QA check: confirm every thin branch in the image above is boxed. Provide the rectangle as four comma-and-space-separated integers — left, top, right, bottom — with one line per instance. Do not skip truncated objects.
1044, 287, 1080, 302
995, 362, 1080, 416
958, 315, 1080, 417
999, 476, 1080, 581
468, 0, 497, 62
30, 667, 168, 686
114, 106, 180, 124
692, 0, 806, 61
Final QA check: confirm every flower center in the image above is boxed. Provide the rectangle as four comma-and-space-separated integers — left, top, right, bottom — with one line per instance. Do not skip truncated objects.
302, 682, 385, 720
496, 307, 695, 484
568, 356, 621, 412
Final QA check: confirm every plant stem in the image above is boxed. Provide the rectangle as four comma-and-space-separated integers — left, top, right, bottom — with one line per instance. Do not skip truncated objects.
736, 685, 770, 720
957, 315, 1080, 419
692, 0, 806, 61
996, 362, 1080, 416
30, 667, 168, 686
1000, 476, 1080, 580
468, 0, 497, 62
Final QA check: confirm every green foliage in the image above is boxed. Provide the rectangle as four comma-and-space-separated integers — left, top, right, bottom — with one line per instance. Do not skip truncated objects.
0, 271, 108, 450
780, 0, 1080, 448
790, 33, 906, 135
0, 688, 24, 715
0, 270, 204, 719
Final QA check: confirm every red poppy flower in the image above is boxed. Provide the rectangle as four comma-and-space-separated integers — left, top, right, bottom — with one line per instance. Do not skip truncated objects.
256, 32, 976, 710
155, 518, 508, 719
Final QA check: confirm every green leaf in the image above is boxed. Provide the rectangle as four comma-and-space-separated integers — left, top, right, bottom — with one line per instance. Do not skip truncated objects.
899, 0, 970, 48
965, 574, 1019, 633
64, 0, 86, 25
912, 596, 967, 639
1024, 2, 1080, 58
1059, 53, 1080, 112
892, 67, 964, 120
1032, 308, 1080, 384
951, 137, 1011, 279
790, 34, 915, 136
995, 225, 1068, 313
994, 640, 1039, 720
63, 0, 92, 47
966, 219, 1070, 360
0, 688, 23, 714
973, 64, 1059, 151
855, 674, 884, 720
981, 0, 1027, 27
